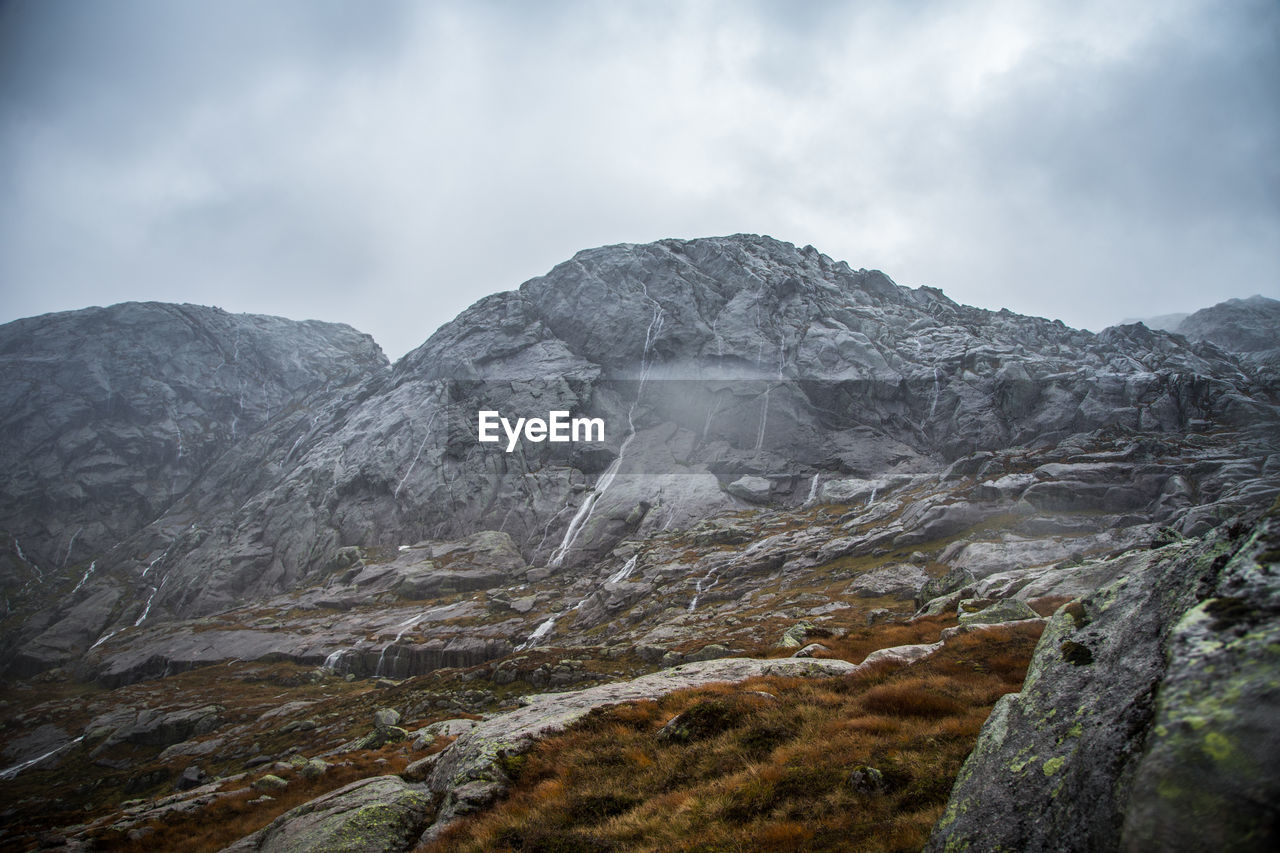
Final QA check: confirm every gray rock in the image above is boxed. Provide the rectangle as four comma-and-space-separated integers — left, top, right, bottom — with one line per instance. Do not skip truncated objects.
683, 643, 737, 662
1175, 294, 1280, 354
1, 303, 386, 673
928, 518, 1276, 853
1120, 516, 1280, 851
222, 775, 433, 853
847, 765, 887, 795
7, 236, 1278, 682
176, 765, 206, 791
299, 758, 328, 780
956, 598, 1040, 626
726, 475, 773, 503
251, 774, 289, 793
411, 718, 478, 750
845, 564, 929, 598
372, 708, 401, 730
860, 642, 943, 668
101, 704, 223, 749
775, 620, 817, 649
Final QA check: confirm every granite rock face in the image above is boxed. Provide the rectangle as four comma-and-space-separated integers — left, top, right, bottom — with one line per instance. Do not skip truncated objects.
927, 509, 1280, 853
2, 236, 1278, 681
0, 303, 385, 671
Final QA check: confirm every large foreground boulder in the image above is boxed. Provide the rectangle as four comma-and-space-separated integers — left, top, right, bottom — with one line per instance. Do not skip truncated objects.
928, 511, 1280, 852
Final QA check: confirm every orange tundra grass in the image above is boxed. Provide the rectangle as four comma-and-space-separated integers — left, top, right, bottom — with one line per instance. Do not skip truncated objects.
423, 619, 1045, 853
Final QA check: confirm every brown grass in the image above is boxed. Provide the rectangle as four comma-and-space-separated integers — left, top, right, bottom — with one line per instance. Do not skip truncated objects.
421, 619, 1044, 853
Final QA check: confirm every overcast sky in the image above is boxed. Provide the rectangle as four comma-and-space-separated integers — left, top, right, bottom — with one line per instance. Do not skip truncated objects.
2, 0, 1277, 360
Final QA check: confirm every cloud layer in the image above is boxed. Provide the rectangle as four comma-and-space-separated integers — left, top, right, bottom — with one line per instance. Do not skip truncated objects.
2, 0, 1277, 359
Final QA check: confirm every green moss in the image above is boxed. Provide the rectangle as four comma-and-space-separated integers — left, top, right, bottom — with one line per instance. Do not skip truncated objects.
1042, 756, 1065, 777
1059, 640, 1093, 666
1008, 756, 1037, 774
1203, 731, 1234, 763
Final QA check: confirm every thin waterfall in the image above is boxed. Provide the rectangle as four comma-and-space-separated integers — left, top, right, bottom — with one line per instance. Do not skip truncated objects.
13, 538, 41, 580
549, 299, 662, 567
395, 411, 438, 500
688, 566, 720, 612
517, 614, 559, 651
62, 528, 83, 567
89, 629, 119, 651
755, 338, 785, 452
374, 606, 450, 676
518, 589, 596, 651
0, 735, 86, 781
608, 554, 639, 584
135, 574, 168, 626
71, 561, 96, 594
805, 474, 821, 506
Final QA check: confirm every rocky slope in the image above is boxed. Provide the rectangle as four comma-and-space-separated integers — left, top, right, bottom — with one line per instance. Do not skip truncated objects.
0, 303, 386, 672
5, 236, 1277, 678
0, 235, 1277, 851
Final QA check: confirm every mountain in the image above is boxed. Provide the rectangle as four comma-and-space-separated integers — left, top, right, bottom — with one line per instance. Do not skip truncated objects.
0, 235, 1276, 851
1176, 294, 1280, 353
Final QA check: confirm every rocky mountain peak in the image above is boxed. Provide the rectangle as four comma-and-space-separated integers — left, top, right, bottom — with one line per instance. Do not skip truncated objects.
1175, 293, 1280, 353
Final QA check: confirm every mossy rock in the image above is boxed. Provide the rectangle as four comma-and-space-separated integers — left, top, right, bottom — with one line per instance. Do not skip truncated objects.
225, 775, 434, 853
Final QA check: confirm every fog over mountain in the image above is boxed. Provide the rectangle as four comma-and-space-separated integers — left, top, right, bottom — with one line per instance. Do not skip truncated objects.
0, 235, 1277, 850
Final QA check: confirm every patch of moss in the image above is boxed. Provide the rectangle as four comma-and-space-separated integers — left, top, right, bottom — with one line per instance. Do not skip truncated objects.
1059, 640, 1094, 666
1205, 597, 1255, 632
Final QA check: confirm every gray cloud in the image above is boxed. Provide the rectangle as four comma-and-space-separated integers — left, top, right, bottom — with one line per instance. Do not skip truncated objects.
2, 0, 1276, 359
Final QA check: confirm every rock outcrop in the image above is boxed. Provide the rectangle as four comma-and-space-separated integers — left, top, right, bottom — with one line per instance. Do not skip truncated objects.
928, 509, 1280, 852
222, 775, 434, 853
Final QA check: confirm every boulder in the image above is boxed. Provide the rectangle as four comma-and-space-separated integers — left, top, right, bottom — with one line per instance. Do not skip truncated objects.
222, 775, 433, 853
411, 718, 479, 750
175, 765, 206, 791
251, 775, 288, 793
845, 564, 929, 598
727, 476, 773, 503
957, 598, 1040, 626
373, 709, 401, 730
929, 519, 1277, 853
775, 620, 817, 649
860, 642, 943, 668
